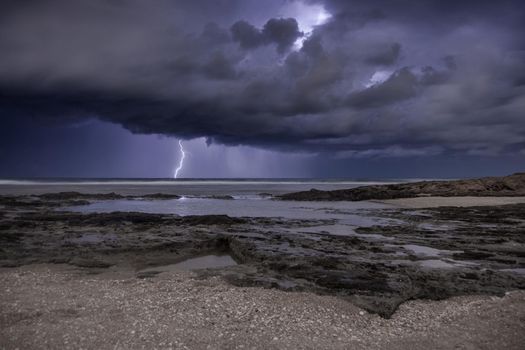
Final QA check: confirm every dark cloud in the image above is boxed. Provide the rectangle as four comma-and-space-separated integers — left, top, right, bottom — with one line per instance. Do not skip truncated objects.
231, 17, 303, 53
262, 18, 303, 53
365, 43, 401, 66
203, 52, 237, 80
231, 20, 264, 49
1, 0, 525, 161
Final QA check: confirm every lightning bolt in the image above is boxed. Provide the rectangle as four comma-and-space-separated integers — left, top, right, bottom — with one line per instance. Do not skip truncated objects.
174, 140, 186, 178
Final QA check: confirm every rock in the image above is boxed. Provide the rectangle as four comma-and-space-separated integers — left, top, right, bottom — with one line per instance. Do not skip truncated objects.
39, 192, 125, 200
180, 215, 245, 225
140, 193, 181, 200
278, 172, 525, 201
2, 190, 525, 319
38, 192, 184, 201
453, 251, 493, 260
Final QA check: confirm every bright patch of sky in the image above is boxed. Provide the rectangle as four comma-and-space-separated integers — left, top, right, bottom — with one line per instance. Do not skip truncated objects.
365, 70, 392, 88
279, 1, 332, 49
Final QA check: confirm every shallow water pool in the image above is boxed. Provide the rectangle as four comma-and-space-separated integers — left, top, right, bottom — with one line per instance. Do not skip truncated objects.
139, 254, 238, 273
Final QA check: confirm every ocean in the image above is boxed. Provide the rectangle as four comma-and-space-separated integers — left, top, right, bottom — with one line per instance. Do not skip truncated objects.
0, 177, 417, 197
0, 177, 406, 226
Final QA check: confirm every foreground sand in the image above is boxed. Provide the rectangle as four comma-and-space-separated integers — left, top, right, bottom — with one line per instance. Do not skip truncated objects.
1, 264, 524, 350
377, 196, 525, 208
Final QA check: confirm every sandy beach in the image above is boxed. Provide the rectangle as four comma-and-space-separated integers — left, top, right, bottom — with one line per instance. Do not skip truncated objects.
1, 264, 524, 350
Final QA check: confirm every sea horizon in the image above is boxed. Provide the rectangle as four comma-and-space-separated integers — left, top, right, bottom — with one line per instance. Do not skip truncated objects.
0, 176, 453, 186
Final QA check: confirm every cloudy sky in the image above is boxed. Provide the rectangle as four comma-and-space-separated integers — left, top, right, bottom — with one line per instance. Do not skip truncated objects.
1, 0, 524, 178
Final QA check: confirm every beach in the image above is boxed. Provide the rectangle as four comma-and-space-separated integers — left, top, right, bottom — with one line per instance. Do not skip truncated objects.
2, 264, 524, 350
3, 0, 525, 347
1, 177, 524, 349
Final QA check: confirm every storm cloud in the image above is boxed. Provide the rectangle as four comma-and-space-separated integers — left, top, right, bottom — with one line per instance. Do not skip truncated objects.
231, 18, 303, 53
1, 0, 524, 158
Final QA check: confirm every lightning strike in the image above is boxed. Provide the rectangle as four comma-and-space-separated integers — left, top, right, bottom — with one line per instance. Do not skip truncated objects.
174, 140, 186, 178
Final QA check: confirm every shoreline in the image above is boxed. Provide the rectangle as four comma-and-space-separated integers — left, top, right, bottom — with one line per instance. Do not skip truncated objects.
1, 184, 524, 348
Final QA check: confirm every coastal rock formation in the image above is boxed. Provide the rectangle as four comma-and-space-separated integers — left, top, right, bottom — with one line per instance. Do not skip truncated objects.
279, 172, 525, 201
1, 194, 524, 317
38, 192, 126, 200
37, 191, 181, 201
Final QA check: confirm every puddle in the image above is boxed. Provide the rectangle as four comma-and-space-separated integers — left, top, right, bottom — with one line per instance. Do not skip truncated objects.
419, 259, 457, 269
353, 232, 394, 240
390, 257, 478, 270
392, 251, 408, 257
419, 258, 478, 269
478, 223, 500, 229
68, 233, 118, 244
65, 197, 391, 222
402, 244, 457, 257
390, 259, 414, 266
405, 210, 433, 217
500, 268, 525, 276
277, 280, 297, 289
139, 254, 237, 273
418, 223, 456, 231
288, 224, 394, 240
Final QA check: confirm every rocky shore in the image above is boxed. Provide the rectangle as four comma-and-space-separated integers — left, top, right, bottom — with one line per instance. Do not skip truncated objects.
279, 172, 525, 201
1, 192, 524, 318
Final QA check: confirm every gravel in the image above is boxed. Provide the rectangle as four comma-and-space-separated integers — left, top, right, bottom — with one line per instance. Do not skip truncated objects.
1, 264, 524, 350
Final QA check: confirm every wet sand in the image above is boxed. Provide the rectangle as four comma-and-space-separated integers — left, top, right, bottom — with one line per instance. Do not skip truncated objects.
1, 264, 524, 350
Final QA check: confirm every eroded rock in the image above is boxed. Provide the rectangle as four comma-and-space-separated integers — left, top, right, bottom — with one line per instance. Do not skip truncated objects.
279, 172, 525, 201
